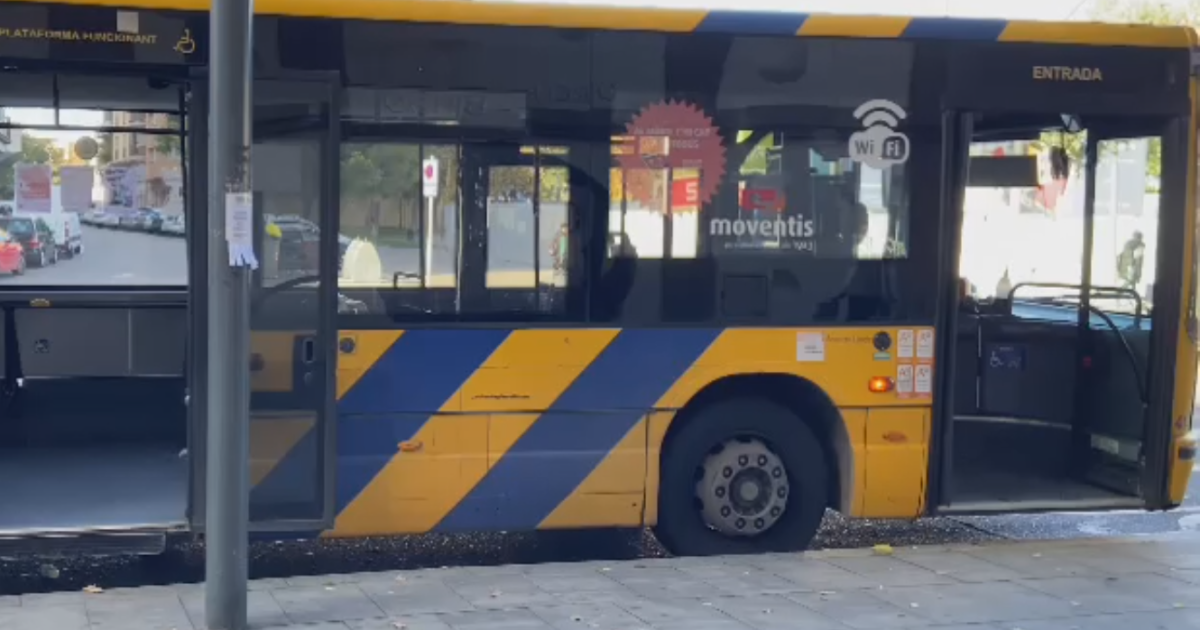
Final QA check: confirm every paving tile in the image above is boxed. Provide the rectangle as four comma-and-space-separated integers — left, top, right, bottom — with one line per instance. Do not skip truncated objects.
748, 557, 876, 591
650, 620, 751, 630
348, 615, 453, 630
612, 569, 726, 600
356, 575, 474, 616
678, 565, 804, 596
529, 602, 646, 630
441, 574, 558, 610
869, 581, 1078, 625
1076, 572, 1200, 609
708, 594, 845, 630
521, 571, 626, 595
961, 546, 1099, 579
1011, 608, 1200, 630
270, 584, 385, 624
552, 587, 643, 606
259, 623, 351, 630
1017, 575, 1173, 615
84, 590, 194, 630
19, 590, 87, 607
436, 608, 553, 629
787, 589, 928, 629
896, 551, 1026, 583
180, 588, 290, 629
287, 573, 366, 588
0, 604, 90, 630
614, 596, 734, 626
824, 556, 959, 587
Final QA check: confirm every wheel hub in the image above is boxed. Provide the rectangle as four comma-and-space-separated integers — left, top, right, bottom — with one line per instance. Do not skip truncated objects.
695, 438, 788, 537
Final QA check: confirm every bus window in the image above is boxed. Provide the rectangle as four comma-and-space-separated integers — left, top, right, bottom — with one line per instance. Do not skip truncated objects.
959, 137, 1086, 301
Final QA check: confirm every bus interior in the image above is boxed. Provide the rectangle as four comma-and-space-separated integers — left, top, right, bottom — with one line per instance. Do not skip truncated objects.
0, 71, 193, 545
943, 111, 1172, 513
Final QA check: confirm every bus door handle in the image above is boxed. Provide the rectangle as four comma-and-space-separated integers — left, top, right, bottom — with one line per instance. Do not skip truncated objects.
301, 337, 316, 365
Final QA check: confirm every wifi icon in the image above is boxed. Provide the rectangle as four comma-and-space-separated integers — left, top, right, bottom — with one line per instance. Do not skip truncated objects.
849, 99, 910, 170
854, 99, 907, 129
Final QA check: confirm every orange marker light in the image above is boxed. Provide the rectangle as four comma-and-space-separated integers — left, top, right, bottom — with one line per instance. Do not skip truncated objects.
868, 377, 894, 393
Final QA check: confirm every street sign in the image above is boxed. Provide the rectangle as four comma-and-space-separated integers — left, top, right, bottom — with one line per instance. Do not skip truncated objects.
422, 157, 439, 198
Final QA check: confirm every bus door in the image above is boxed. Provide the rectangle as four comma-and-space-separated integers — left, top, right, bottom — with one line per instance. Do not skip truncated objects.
941, 115, 1188, 512
188, 77, 340, 531
458, 142, 575, 313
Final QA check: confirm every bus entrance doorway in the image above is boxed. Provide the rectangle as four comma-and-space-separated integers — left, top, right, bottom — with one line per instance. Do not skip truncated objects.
940, 112, 1182, 514
0, 71, 192, 553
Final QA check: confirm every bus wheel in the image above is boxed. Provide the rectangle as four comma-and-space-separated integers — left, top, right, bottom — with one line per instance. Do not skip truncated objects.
654, 398, 827, 556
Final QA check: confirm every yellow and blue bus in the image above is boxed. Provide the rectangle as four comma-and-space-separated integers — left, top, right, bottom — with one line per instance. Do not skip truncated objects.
0, 0, 1196, 558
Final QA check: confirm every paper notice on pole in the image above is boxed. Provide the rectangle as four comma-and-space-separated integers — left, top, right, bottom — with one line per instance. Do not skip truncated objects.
15, 163, 52, 213
225, 192, 258, 269
60, 166, 94, 212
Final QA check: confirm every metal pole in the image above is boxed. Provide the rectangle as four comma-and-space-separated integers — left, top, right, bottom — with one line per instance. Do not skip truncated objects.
205, 0, 253, 623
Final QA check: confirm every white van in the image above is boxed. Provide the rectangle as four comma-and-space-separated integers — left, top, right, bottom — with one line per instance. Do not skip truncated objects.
41, 212, 83, 258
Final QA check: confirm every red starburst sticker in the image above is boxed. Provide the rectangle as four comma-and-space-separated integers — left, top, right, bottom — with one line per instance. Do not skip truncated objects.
614, 100, 726, 211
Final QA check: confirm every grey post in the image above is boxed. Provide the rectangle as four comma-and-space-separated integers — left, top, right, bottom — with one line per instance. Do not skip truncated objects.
204, 0, 254, 624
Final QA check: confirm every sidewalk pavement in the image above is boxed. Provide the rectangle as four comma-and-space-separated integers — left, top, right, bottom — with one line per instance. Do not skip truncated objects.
6, 534, 1200, 630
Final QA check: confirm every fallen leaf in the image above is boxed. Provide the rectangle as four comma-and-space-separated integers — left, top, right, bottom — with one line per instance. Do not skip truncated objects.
82, 585, 103, 594
872, 544, 894, 556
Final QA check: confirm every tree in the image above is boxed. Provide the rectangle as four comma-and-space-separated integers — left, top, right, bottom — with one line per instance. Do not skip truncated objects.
0, 134, 67, 199
1060, 0, 1200, 187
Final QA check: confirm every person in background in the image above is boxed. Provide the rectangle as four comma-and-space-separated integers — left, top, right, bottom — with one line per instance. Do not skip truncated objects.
549, 222, 569, 284
1117, 230, 1145, 292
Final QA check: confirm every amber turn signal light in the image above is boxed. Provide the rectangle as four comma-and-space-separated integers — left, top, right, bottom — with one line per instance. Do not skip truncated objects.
868, 376, 894, 393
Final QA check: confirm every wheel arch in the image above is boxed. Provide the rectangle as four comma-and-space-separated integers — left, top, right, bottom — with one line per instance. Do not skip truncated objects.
651, 373, 854, 520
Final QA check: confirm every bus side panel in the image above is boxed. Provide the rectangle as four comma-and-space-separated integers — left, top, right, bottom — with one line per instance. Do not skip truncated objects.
1167, 80, 1200, 506
300, 326, 931, 539
638, 327, 934, 526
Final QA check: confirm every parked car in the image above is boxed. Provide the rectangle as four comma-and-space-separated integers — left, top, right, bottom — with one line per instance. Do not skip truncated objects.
0, 231, 25, 275
95, 210, 122, 228
161, 214, 185, 236
81, 209, 105, 225
0, 215, 58, 267
266, 214, 351, 273
139, 209, 165, 232
117, 209, 144, 230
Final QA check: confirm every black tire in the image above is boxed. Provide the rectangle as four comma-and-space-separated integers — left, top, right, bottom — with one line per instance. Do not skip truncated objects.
654, 397, 827, 556
13, 258, 24, 276
35, 250, 45, 268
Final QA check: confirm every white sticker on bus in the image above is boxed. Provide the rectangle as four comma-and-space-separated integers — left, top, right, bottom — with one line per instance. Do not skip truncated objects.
897, 329, 914, 359
915, 364, 933, 395
796, 332, 825, 362
897, 364, 914, 395
916, 329, 934, 360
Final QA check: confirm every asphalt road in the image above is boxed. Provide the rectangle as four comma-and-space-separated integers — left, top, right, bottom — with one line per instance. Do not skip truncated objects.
1, 226, 1199, 594
0, 225, 188, 286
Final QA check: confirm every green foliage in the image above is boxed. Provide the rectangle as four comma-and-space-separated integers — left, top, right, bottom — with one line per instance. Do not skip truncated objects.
1073, 0, 1200, 188
0, 134, 66, 199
